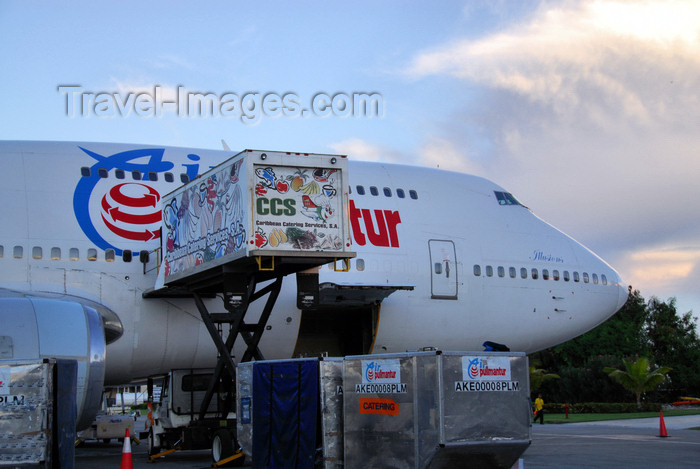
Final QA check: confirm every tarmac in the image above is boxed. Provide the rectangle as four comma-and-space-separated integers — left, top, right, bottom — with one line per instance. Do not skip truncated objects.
75, 415, 700, 468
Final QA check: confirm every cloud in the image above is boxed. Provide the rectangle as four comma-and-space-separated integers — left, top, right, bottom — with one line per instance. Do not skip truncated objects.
407, 0, 700, 128
417, 137, 484, 174
403, 0, 700, 309
328, 138, 412, 165
149, 54, 195, 71
111, 80, 181, 103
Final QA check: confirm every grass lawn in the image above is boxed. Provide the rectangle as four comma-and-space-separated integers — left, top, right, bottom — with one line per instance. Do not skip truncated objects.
543, 408, 700, 424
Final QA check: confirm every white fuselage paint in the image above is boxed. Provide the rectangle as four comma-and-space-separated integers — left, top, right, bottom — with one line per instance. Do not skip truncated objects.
0, 141, 627, 385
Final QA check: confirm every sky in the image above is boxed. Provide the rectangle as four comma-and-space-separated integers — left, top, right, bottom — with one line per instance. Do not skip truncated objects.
1, 0, 699, 317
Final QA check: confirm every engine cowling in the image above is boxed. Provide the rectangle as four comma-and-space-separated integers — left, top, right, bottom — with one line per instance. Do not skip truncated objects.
0, 291, 111, 429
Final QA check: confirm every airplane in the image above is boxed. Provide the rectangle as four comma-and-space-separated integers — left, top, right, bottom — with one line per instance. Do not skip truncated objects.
0, 140, 628, 428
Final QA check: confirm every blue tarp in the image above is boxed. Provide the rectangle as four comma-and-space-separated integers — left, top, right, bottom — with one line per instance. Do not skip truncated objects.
252, 360, 318, 469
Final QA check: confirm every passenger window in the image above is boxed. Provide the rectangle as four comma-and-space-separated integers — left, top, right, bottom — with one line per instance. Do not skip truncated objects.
115, 169, 125, 179
583, 273, 590, 283
520, 268, 528, 279
509, 267, 516, 278
80, 167, 91, 177
123, 250, 133, 262
98, 168, 108, 178
564, 271, 570, 282
474, 265, 481, 276
592, 274, 599, 285
486, 266, 493, 277
13, 246, 23, 259
148, 171, 158, 181
531, 268, 539, 280
180, 173, 190, 183
397, 189, 405, 199
32, 246, 42, 259
574, 272, 580, 282
356, 258, 365, 271
132, 170, 142, 180
498, 266, 505, 278
164, 172, 174, 183
383, 187, 392, 197
409, 190, 418, 200
602, 274, 608, 285
88, 248, 97, 261
543, 269, 549, 280
434, 263, 443, 275
105, 249, 115, 262
356, 185, 365, 195
70, 248, 79, 261
553, 270, 560, 281
0, 245, 4, 258
370, 186, 378, 196
51, 247, 61, 260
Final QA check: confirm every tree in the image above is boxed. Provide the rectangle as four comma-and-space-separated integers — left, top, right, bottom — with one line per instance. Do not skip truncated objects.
529, 365, 559, 394
604, 357, 671, 409
645, 297, 700, 396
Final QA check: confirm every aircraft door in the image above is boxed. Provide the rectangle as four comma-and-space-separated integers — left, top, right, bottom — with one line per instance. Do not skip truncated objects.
429, 239, 457, 299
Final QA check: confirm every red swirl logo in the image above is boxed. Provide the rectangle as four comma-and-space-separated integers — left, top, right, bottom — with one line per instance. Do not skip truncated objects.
100, 183, 161, 241
467, 358, 480, 379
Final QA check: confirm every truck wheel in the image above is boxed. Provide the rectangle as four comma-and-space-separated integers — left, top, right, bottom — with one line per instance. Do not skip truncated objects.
147, 428, 160, 456
211, 430, 244, 466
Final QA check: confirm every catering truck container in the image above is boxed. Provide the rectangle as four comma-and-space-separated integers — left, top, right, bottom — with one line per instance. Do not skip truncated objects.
160, 149, 353, 288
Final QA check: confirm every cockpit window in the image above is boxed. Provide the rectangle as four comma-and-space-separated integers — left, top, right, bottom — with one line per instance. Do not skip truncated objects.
494, 191, 524, 207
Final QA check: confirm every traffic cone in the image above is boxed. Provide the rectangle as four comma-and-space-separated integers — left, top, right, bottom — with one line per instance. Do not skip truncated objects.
658, 410, 668, 438
120, 428, 133, 469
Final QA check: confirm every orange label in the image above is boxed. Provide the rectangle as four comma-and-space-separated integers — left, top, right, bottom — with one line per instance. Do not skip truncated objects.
359, 398, 399, 416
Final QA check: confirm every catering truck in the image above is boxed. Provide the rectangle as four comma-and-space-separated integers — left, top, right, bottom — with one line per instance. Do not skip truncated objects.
146, 150, 353, 466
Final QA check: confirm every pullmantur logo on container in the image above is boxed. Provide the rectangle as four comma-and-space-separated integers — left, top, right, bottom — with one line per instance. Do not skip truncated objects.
57, 85, 384, 125
455, 356, 519, 393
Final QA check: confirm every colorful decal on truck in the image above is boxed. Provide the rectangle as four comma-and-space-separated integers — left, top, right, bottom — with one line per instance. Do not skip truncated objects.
162, 156, 246, 278
253, 166, 343, 251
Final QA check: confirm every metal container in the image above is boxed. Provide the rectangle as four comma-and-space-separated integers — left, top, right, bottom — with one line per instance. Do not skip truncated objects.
236, 361, 254, 457
236, 358, 320, 468
319, 358, 344, 468
343, 351, 530, 469
0, 360, 54, 466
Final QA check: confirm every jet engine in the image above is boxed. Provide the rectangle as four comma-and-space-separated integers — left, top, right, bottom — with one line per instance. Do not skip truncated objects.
0, 290, 120, 429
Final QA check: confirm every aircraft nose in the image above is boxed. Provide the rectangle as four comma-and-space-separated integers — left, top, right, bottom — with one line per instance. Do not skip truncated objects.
614, 273, 629, 311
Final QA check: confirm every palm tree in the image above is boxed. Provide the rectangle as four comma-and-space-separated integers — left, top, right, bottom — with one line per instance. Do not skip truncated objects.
529, 365, 559, 393
604, 357, 671, 409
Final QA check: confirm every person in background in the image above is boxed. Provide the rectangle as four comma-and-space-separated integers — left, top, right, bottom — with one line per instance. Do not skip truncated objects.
534, 394, 544, 424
